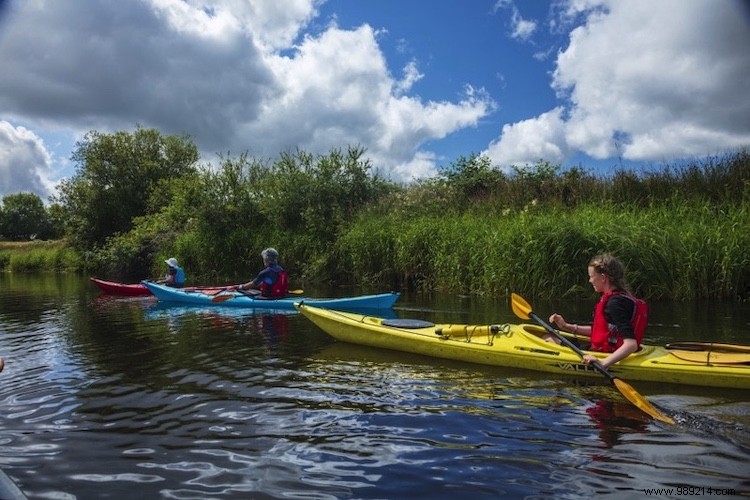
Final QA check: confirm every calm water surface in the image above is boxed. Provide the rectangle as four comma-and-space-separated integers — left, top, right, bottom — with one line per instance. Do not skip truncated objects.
0, 275, 748, 499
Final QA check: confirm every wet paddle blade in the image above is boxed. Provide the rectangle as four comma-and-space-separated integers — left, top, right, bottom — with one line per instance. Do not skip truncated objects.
612, 378, 674, 424
510, 293, 532, 320
211, 293, 236, 303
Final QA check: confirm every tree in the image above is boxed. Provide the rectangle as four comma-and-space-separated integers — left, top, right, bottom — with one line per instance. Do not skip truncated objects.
440, 153, 507, 203
53, 126, 199, 249
0, 192, 50, 240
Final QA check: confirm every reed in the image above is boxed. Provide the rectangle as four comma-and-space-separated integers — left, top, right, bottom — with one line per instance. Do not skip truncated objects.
0, 241, 81, 272
335, 196, 750, 301
8, 148, 747, 300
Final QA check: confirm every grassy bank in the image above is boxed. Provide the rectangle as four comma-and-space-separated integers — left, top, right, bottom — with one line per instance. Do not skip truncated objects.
336, 199, 750, 301
0, 240, 82, 273
4, 200, 749, 301
4, 149, 749, 301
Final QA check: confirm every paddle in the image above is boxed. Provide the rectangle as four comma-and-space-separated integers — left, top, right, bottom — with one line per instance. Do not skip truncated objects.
510, 293, 674, 424
211, 288, 304, 303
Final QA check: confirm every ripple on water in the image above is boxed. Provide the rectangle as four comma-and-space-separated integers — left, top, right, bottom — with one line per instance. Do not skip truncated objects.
1, 283, 750, 498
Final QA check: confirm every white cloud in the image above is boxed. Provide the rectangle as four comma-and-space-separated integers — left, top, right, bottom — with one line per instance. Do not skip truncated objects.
220, 24, 493, 179
487, 0, 750, 168
483, 108, 568, 168
0, 121, 54, 200
495, 0, 537, 41
510, 11, 537, 40
394, 61, 424, 96
0, 0, 495, 198
385, 150, 439, 182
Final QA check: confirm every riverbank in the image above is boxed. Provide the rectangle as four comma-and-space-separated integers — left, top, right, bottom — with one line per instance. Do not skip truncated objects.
0, 240, 80, 273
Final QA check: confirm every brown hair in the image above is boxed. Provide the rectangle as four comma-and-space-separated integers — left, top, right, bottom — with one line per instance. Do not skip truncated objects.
589, 253, 630, 293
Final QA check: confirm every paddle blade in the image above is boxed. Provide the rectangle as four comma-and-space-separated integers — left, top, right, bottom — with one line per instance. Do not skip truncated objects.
510, 293, 532, 320
289, 289, 304, 295
211, 293, 236, 303
612, 378, 674, 424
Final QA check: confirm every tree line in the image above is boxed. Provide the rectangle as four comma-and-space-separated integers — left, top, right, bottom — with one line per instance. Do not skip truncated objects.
2, 125, 748, 300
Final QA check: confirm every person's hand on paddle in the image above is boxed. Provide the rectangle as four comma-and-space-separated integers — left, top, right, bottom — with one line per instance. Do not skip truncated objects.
583, 339, 638, 369
582, 354, 599, 366
548, 313, 568, 330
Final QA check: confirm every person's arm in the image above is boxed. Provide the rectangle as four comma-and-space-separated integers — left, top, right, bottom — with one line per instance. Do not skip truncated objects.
584, 338, 638, 369
549, 313, 591, 338
239, 269, 266, 290
163, 268, 179, 285
238, 280, 257, 290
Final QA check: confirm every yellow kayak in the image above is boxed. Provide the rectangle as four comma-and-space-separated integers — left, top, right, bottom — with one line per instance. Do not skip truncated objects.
295, 303, 750, 390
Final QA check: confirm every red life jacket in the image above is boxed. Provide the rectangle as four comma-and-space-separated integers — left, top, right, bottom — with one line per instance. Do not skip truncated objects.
590, 291, 647, 352
259, 270, 289, 298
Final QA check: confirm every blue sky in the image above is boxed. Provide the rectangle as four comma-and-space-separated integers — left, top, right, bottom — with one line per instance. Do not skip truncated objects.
1, 0, 749, 201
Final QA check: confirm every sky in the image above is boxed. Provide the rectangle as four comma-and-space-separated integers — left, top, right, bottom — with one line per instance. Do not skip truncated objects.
0, 0, 749, 202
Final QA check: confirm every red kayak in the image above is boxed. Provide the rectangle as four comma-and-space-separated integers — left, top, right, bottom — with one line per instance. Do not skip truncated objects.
90, 277, 238, 297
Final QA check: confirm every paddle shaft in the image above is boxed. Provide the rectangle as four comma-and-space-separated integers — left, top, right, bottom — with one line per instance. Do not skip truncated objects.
528, 310, 616, 383
212, 288, 303, 303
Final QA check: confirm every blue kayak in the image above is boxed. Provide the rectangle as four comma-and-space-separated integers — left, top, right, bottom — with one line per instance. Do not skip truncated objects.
141, 281, 400, 311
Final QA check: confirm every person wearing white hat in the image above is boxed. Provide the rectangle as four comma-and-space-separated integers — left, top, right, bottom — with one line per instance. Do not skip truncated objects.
158, 257, 186, 287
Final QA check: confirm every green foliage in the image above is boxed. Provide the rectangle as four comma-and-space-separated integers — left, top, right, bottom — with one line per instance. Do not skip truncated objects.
235, 146, 397, 280
89, 219, 161, 280
6, 126, 749, 302
53, 126, 199, 250
154, 154, 266, 280
0, 241, 80, 272
260, 147, 395, 248
439, 153, 507, 203
81, 146, 397, 283
335, 191, 750, 301
0, 192, 54, 240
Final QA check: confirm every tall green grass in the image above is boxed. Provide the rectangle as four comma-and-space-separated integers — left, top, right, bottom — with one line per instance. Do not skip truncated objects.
0, 241, 82, 272
6, 148, 749, 301
336, 197, 750, 301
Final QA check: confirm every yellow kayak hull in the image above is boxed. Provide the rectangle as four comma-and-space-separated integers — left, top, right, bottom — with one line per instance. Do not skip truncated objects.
295, 303, 750, 390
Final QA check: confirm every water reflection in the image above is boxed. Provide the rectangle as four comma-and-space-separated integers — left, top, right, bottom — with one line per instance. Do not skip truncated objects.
144, 301, 294, 346
1, 276, 750, 498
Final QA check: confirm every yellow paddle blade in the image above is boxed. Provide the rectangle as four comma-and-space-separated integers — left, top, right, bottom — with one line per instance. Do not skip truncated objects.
510, 293, 532, 320
613, 378, 674, 424
289, 289, 304, 295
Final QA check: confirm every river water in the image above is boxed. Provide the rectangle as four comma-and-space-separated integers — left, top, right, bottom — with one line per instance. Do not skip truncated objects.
0, 274, 748, 499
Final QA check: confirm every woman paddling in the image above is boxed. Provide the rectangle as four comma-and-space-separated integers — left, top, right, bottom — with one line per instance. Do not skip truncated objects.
238, 247, 289, 298
548, 253, 647, 369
